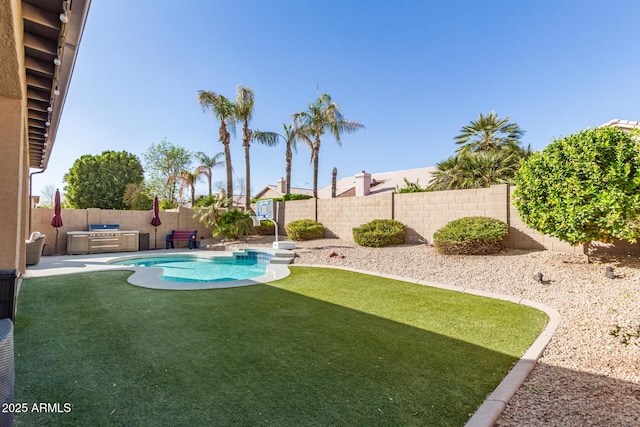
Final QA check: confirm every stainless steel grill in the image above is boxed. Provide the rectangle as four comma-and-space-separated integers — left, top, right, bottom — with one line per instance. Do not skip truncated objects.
67, 225, 139, 255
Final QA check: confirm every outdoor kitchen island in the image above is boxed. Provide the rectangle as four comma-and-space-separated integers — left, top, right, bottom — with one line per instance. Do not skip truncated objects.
67, 224, 139, 255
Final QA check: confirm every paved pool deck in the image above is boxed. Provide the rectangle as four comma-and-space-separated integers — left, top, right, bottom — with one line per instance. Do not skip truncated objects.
23, 248, 293, 290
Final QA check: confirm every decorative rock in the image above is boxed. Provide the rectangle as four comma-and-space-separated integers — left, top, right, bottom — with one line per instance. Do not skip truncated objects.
605, 266, 614, 279
533, 272, 543, 282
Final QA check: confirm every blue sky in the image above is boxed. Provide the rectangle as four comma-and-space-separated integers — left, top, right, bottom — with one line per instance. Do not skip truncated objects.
33, 0, 640, 199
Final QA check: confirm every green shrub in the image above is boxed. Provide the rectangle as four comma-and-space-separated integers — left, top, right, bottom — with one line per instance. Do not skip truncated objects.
394, 178, 429, 193
194, 194, 217, 207
514, 127, 640, 252
285, 219, 324, 241
214, 209, 253, 240
159, 199, 176, 210
252, 221, 275, 236
283, 193, 313, 201
433, 217, 508, 255
251, 194, 313, 204
353, 219, 406, 247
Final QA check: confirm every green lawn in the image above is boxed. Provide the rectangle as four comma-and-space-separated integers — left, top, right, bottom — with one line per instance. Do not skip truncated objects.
14, 267, 547, 426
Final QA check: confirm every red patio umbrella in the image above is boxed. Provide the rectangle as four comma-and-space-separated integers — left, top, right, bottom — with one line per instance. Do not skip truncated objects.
151, 195, 161, 249
51, 188, 63, 254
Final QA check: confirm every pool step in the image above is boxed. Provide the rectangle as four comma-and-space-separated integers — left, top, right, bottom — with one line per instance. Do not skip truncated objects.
270, 249, 296, 265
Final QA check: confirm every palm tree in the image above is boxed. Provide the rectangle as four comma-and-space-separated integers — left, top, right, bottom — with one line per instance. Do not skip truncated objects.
465, 150, 521, 188
195, 151, 225, 196
197, 90, 236, 202
455, 111, 524, 154
235, 84, 256, 210
252, 123, 311, 195
292, 93, 364, 198
166, 169, 203, 206
429, 150, 523, 190
428, 154, 468, 191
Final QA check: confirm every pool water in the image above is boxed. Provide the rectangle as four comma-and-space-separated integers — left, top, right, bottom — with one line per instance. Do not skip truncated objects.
112, 255, 269, 283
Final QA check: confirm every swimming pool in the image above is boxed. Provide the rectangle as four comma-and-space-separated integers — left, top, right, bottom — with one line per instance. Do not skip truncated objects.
112, 251, 272, 283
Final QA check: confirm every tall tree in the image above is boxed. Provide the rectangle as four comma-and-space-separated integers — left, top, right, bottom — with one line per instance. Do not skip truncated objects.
428, 154, 466, 191
429, 150, 523, 190
142, 139, 192, 205
64, 151, 144, 209
252, 123, 309, 195
197, 90, 236, 202
514, 127, 640, 261
430, 112, 529, 190
292, 93, 364, 197
195, 151, 225, 196
123, 183, 153, 210
235, 84, 256, 209
166, 169, 204, 207
454, 111, 524, 154
39, 184, 57, 208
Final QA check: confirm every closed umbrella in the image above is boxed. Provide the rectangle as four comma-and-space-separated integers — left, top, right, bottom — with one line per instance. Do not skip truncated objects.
51, 188, 63, 254
151, 195, 161, 249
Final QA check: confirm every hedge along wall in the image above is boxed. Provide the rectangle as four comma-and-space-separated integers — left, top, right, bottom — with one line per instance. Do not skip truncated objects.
30, 206, 212, 255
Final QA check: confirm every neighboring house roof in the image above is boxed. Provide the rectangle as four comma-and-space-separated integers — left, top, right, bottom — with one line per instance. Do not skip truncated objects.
317, 166, 438, 198
253, 184, 314, 200
600, 119, 640, 132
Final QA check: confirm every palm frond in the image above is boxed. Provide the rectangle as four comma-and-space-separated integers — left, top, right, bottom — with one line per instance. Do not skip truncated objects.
251, 130, 281, 147
197, 90, 237, 135
195, 151, 225, 168
235, 84, 255, 123
454, 111, 524, 154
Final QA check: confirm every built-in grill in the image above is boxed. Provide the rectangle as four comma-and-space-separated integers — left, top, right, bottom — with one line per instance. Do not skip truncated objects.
67, 225, 139, 255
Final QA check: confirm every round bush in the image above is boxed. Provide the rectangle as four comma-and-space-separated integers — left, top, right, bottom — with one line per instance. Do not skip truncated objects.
433, 216, 508, 255
353, 219, 406, 247
252, 221, 275, 236
285, 219, 324, 241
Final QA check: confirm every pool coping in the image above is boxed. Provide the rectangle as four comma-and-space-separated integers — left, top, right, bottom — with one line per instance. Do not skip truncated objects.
293, 264, 561, 427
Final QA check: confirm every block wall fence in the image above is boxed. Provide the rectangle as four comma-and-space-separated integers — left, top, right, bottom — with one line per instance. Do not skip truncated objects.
31, 207, 209, 255
273, 184, 640, 256
31, 184, 639, 256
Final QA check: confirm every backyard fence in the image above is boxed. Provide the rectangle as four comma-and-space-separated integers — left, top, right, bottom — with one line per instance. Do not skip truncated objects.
271, 184, 640, 256
31, 207, 208, 256
30, 185, 640, 256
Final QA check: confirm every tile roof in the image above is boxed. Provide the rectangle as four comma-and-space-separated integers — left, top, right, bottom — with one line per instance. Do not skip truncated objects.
600, 119, 640, 131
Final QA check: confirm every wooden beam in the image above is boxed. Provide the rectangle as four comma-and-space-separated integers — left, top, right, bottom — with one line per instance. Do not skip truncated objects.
25, 56, 55, 77
24, 32, 58, 56
27, 88, 50, 102
26, 74, 52, 91
22, 2, 61, 31
28, 110, 48, 121
28, 99, 50, 112
28, 119, 47, 130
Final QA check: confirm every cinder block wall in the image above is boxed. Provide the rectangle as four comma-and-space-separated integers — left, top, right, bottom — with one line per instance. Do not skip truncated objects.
31, 186, 639, 256
507, 205, 581, 253
275, 184, 637, 255
395, 185, 509, 244
275, 199, 316, 234
316, 194, 393, 239
31, 207, 212, 254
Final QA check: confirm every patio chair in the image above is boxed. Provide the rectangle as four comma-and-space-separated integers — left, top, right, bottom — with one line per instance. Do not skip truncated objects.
25, 234, 46, 266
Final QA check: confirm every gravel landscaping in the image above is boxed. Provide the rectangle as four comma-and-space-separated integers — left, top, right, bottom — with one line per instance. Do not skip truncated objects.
223, 237, 640, 426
